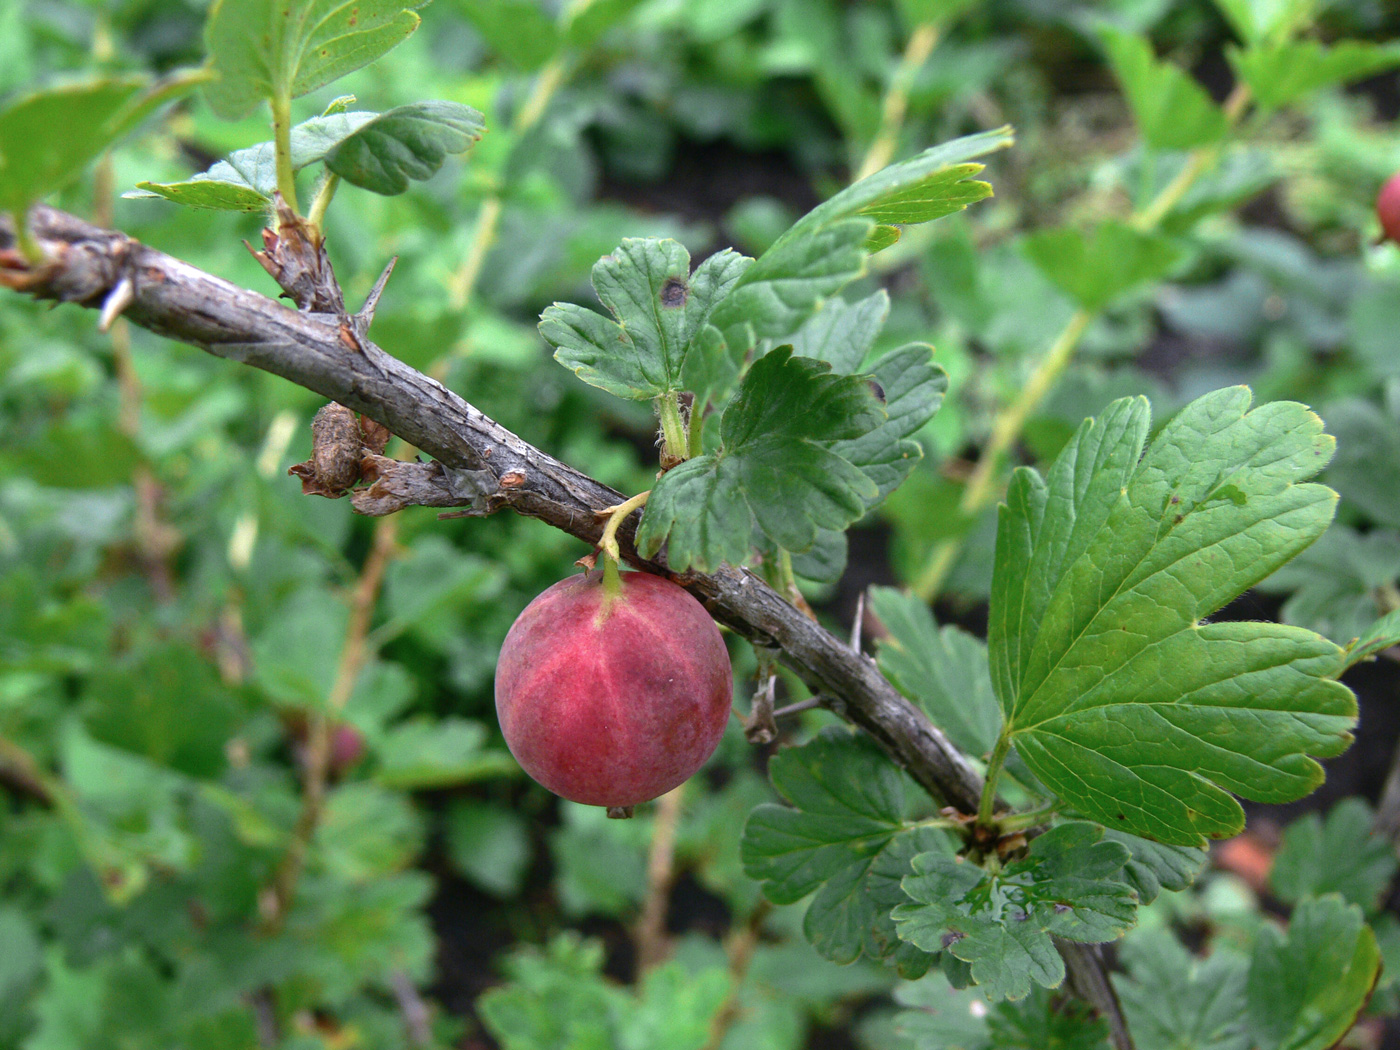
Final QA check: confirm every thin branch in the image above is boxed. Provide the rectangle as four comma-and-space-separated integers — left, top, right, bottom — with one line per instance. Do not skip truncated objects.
634, 783, 685, 974
0, 204, 1131, 1044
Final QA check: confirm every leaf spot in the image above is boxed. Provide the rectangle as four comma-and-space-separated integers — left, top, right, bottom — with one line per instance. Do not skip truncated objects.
659, 277, 688, 308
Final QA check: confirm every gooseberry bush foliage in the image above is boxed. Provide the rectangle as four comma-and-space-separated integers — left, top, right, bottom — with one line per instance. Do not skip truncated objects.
3, 1, 1400, 1049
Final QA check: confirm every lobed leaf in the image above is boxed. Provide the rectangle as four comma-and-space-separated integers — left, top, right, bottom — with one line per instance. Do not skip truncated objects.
1269, 798, 1397, 911
1023, 221, 1181, 313
637, 347, 883, 571
787, 291, 890, 374
540, 239, 751, 401
1100, 27, 1228, 151
1338, 608, 1400, 672
1113, 928, 1250, 1050
1212, 0, 1319, 46
1229, 40, 1400, 112
740, 727, 945, 977
203, 0, 425, 120
1246, 895, 1380, 1050
324, 100, 486, 194
989, 389, 1356, 846
834, 344, 948, 506
868, 586, 1002, 757
893, 823, 1137, 1001
708, 129, 1011, 356
1100, 829, 1206, 904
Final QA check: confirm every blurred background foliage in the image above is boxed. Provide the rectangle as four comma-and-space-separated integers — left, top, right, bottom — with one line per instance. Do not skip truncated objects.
3, 0, 1400, 1047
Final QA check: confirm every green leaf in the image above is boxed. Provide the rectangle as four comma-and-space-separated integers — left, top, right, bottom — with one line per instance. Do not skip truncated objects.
708, 218, 873, 354
81, 643, 242, 780
834, 344, 948, 506
709, 128, 1011, 353
445, 801, 531, 897
740, 727, 945, 977
127, 173, 269, 211
1338, 609, 1400, 672
984, 985, 1113, 1050
895, 978, 1111, 1050
564, 0, 647, 50
128, 111, 379, 207
637, 347, 883, 571
1099, 27, 1228, 150
203, 0, 425, 119
989, 389, 1356, 846
455, 0, 561, 70
324, 100, 486, 194
1100, 829, 1206, 905
374, 717, 511, 789
1211, 0, 1316, 46
792, 127, 1012, 236
893, 823, 1137, 1001
1229, 40, 1400, 112
788, 527, 849, 584
316, 781, 424, 882
868, 586, 1002, 757
1113, 928, 1249, 1050
788, 291, 891, 374
1269, 798, 1397, 911
1023, 221, 1181, 312
0, 77, 148, 220
1246, 895, 1380, 1050
541, 240, 751, 400
1256, 525, 1400, 648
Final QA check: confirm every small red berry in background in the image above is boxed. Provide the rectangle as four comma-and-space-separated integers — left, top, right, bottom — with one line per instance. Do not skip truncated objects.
494, 568, 732, 810
1378, 171, 1400, 244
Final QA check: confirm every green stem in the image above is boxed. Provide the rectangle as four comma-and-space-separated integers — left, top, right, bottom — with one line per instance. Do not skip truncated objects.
658, 392, 688, 465
597, 490, 651, 562
909, 83, 1255, 603
305, 172, 340, 237
994, 798, 1060, 834
270, 93, 299, 215
976, 730, 1012, 827
856, 21, 940, 181
445, 50, 572, 312
688, 408, 706, 459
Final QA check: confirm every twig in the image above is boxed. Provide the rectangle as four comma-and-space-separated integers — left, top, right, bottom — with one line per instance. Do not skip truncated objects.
0, 203, 1128, 1039
702, 899, 772, 1050
634, 784, 686, 974
264, 515, 399, 928
390, 969, 433, 1047
0, 736, 55, 806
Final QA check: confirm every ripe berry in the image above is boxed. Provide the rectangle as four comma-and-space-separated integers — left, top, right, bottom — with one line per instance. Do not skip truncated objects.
1378, 171, 1400, 245
494, 568, 732, 809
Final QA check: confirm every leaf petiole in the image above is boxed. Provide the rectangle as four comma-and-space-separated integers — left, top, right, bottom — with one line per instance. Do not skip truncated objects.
270, 93, 299, 215
658, 391, 688, 467
994, 799, 1060, 834
305, 172, 340, 237
977, 728, 1012, 827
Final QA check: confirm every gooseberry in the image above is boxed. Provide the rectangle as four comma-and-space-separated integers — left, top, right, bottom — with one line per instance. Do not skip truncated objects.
494, 567, 732, 809
1378, 170, 1400, 245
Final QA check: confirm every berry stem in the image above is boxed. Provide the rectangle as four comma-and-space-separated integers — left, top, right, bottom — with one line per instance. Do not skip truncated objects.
597, 490, 650, 563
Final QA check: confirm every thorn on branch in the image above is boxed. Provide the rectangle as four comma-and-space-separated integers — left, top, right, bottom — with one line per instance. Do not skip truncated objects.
355, 255, 398, 328
98, 274, 135, 331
